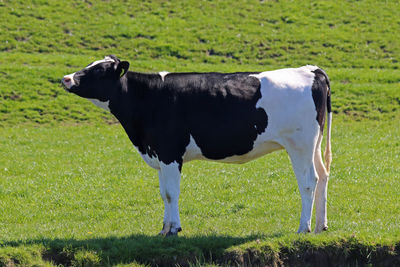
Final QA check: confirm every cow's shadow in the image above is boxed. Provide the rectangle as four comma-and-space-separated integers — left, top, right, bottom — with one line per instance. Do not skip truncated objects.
4, 232, 284, 266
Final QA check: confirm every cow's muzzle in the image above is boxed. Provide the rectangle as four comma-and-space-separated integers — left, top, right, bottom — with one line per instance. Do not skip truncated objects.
61, 74, 77, 92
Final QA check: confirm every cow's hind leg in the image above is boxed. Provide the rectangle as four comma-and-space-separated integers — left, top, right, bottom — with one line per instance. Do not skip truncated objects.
314, 132, 329, 232
158, 162, 182, 236
285, 134, 319, 233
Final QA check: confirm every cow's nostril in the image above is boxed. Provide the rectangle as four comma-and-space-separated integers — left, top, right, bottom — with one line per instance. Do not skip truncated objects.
64, 77, 71, 83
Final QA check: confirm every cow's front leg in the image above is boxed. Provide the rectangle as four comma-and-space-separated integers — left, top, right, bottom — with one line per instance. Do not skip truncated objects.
158, 161, 182, 236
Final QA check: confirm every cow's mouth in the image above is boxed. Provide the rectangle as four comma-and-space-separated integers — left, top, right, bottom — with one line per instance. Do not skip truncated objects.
61, 81, 70, 92
61, 77, 77, 92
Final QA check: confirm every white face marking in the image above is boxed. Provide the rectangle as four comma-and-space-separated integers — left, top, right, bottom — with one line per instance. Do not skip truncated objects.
62, 72, 76, 90
85, 56, 116, 69
62, 57, 116, 90
88, 98, 110, 111
159, 71, 169, 82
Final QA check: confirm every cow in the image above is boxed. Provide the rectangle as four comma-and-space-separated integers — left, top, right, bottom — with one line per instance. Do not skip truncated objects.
62, 55, 332, 236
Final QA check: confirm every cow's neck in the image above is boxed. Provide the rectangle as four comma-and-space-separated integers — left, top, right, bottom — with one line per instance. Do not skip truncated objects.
108, 75, 131, 119
109, 72, 156, 150
125, 71, 161, 92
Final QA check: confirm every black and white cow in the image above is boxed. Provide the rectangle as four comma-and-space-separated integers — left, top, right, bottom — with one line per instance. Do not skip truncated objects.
62, 55, 332, 235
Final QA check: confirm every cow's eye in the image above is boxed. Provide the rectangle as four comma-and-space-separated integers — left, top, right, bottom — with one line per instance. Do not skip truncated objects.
92, 68, 103, 75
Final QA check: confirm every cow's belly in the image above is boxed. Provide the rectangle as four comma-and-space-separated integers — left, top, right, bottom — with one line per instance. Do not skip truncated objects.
183, 135, 283, 163
213, 141, 283, 163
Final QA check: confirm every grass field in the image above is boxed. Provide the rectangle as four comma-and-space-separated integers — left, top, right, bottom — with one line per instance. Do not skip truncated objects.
1, 121, 399, 266
1, 0, 400, 266
1, 0, 399, 125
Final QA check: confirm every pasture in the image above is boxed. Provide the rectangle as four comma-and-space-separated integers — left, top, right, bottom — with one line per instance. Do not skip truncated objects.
0, 0, 399, 266
0, 120, 400, 266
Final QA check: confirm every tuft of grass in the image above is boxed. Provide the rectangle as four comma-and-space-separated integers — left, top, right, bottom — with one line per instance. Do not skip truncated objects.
0, 245, 52, 267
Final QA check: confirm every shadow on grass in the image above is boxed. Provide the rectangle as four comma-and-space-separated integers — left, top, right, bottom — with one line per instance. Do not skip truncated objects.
2, 232, 284, 266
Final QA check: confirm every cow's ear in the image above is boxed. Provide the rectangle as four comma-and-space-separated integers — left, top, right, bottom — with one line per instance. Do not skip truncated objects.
115, 61, 130, 78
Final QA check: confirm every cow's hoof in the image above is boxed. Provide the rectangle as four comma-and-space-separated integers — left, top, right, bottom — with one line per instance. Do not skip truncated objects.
314, 224, 328, 233
165, 227, 182, 237
159, 224, 182, 237
297, 227, 312, 233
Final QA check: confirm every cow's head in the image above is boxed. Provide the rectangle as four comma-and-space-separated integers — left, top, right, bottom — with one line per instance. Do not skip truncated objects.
62, 55, 129, 101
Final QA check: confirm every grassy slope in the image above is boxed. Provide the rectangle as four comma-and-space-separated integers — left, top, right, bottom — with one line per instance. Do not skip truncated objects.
0, 0, 400, 266
0, 0, 399, 125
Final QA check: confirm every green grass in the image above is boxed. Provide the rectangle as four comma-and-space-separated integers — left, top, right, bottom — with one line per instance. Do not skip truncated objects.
0, 120, 399, 265
0, 0, 399, 125
1, 0, 399, 69
1, 0, 400, 265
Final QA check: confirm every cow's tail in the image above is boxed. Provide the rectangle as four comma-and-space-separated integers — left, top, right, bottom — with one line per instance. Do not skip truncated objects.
323, 70, 332, 174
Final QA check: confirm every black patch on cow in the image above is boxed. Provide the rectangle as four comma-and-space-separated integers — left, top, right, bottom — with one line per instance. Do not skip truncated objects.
311, 68, 331, 131
171, 73, 268, 160
110, 72, 268, 167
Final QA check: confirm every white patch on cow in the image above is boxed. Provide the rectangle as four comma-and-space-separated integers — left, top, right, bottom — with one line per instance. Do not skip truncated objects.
218, 141, 284, 164
250, 66, 317, 134
85, 56, 115, 69
138, 150, 160, 170
249, 66, 322, 233
183, 135, 204, 162
183, 134, 283, 164
88, 98, 110, 111
159, 71, 169, 82
251, 66, 317, 97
